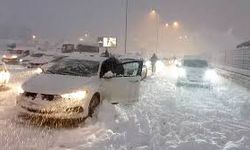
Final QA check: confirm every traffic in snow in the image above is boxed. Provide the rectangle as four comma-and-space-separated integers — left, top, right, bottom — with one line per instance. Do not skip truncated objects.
0, 0, 250, 150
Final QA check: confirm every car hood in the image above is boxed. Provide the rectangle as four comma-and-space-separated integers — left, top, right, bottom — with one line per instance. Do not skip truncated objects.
22, 74, 98, 95
30, 56, 54, 64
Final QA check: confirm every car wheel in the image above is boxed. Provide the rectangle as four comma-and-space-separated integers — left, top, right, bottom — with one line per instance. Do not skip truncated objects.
88, 95, 100, 117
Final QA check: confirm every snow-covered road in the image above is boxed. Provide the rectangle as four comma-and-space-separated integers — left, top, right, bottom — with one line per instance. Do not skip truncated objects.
0, 66, 250, 150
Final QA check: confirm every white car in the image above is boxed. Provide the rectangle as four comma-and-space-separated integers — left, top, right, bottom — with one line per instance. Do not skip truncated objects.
2, 48, 30, 64
176, 58, 218, 87
16, 55, 143, 119
0, 62, 10, 87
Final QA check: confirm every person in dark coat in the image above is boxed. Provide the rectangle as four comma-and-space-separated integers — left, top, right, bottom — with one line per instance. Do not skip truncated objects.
150, 53, 158, 73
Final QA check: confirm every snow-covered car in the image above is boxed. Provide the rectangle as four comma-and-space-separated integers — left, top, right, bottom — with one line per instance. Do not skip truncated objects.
16, 55, 143, 119
2, 48, 30, 64
25, 54, 60, 68
176, 58, 219, 87
0, 62, 10, 87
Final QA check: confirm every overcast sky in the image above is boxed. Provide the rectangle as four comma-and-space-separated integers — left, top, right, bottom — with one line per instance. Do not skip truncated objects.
0, 0, 249, 54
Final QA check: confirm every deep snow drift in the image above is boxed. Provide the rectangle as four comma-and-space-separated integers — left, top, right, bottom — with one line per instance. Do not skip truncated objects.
0, 66, 250, 150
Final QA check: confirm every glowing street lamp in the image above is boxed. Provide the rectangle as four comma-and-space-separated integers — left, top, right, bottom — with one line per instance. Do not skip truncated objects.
32, 35, 36, 40
165, 23, 169, 28
151, 9, 157, 15
173, 21, 179, 28
149, 9, 160, 52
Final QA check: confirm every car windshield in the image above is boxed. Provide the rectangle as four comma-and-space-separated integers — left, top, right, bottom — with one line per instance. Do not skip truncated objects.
31, 53, 43, 57
45, 59, 99, 77
8, 50, 23, 54
183, 59, 208, 68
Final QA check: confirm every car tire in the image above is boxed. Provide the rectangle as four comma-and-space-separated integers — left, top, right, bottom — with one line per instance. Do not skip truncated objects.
88, 95, 100, 117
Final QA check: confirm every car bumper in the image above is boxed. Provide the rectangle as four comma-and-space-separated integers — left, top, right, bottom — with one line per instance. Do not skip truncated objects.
2, 58, 20, 64
16, 96, 89, 119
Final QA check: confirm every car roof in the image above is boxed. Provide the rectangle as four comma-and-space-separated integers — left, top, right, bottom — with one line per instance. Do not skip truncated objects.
62, 53, 108, 62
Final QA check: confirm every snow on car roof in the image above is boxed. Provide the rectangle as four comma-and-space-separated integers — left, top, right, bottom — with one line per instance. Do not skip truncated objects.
62, 53, 108, 62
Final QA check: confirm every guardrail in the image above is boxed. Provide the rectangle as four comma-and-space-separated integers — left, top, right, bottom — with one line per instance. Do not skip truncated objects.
216, 65, 250, 89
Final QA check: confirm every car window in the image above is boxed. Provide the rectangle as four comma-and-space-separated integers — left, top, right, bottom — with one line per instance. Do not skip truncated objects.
31, 53, 43, 57
100, 57, 123, 78
123, 62, 140, 77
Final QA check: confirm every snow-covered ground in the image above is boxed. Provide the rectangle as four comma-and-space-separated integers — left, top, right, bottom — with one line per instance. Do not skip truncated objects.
0, 65, 250, 150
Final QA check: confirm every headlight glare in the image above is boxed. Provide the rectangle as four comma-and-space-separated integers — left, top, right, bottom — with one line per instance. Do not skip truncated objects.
178, 68, 186, 78
204, 69, 219, 83
11, 55, 18, 59
145, 60, 151, 69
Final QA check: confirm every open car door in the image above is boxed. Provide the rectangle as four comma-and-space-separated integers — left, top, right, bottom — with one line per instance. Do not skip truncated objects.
101, 60, 143, 104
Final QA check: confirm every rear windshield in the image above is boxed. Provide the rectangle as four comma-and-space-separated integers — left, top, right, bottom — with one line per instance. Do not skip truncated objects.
183, 59, 208, 68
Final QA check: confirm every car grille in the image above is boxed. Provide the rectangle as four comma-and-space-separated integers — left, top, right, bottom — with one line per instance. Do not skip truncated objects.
24, 92, 58, 101
41, 94, 55, 101
24, 92, 37, 99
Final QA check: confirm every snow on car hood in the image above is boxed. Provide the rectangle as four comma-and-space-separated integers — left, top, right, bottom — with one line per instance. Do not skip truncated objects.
30, 56, 55, 64
22, 74, 99, 95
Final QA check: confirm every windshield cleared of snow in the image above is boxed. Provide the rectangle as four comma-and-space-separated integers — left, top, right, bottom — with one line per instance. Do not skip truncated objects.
8, 50, 23, 54
45, 59, 99, 77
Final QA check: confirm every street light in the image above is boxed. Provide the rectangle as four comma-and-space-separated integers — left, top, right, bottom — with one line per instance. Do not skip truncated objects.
149, 9, 160, 53
124, 0, 128, 54
32, 35, 36, 40
173, 21, 179, 28
165, 23, 169, 28
151, 9, 157, 15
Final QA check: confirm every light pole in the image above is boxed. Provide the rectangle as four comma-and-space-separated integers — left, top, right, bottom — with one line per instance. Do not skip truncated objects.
156, 12, 160, 53
150, 9, 160, 53
124, 0, 128, 54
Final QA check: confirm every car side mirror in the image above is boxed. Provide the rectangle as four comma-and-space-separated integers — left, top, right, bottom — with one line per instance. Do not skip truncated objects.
103, 71, 115, 79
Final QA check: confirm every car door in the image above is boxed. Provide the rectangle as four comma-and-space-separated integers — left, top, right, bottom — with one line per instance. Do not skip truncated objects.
101, 60, 143, 104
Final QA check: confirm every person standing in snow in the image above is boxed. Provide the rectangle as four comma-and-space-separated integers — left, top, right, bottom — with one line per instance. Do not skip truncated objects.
150, 53, 158, 73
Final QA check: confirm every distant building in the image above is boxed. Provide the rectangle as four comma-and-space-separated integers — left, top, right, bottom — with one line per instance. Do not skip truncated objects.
226, 41, 250, 70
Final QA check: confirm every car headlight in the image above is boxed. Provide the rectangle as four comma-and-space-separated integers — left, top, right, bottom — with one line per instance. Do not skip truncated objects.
204, 69, 219, 83
178, 68, 186, 78
35, 68, 43, 74
61, 91, 88, 100
2, 55, 7, 58
11, 55, 18, 59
